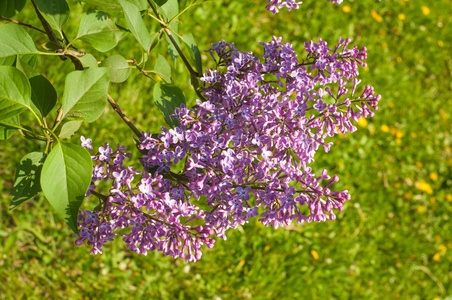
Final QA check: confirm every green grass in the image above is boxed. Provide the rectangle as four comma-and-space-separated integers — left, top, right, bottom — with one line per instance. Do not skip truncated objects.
1, 0, 451, 299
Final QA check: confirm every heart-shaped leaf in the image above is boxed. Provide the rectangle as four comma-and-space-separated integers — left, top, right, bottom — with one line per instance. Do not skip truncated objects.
62, 68, 110, 123
15, 58, 57, 118
41, 143, 92, 234
76, 10, 126, 52
100, 55, 130, 83
0, 24, 39, 58
59, 120, 83, 139
0, 65, 33, 121
79, 54, 99, 69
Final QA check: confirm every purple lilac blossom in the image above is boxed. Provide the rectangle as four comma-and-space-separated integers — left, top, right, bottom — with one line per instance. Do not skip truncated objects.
266, 0, 343, 14
76, 36, 380, 262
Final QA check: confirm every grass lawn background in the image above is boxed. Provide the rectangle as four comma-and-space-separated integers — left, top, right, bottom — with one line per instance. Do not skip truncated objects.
0, 0, 451, 298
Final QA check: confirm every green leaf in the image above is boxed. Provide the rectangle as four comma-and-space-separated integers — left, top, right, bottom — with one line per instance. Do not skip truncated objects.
80, 0, 123, 17
21, 54, 38, 68
158, 0, 179, 64
79, 54, 99, 69
153, 83, 185, 128
165, 22, 180, 65
0, 24, 39, 58
100, 55, 130, 83
10, 152, 46, 210
180, 33, 203, 74
117, 0, 152, 50
59, 120, 83, 139
153, 54, 172, 84
76, 10, 126, 52
0, 115, 19, 140
0, 56, 16, 66
62, 68, 110, 123
41, 143, 92, 234
0, 54, 36, 67
130, 0, 148, 10
0, 65, 33, 120
153, 0, 168, 6
157, 0, 178, 20
147, 31, 162, 54
33, 0, 70, 39
42, 41, 63, 51
15, 59, 57, 118
0, 0, 27, 18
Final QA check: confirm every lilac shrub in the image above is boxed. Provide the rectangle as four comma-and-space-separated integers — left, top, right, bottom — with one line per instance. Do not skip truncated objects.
76, 36, 380, 262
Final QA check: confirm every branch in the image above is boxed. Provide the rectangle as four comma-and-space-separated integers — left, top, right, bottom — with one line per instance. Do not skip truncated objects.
163, 27, 200, 78
0, 16, 46, 34
147, 0, 200, 78
107, 94, 143, 139
30, 0, 66, 61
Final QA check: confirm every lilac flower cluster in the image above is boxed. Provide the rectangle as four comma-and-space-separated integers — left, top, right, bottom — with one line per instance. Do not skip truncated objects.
76, 36, 380, 262
266, 0, 343, 14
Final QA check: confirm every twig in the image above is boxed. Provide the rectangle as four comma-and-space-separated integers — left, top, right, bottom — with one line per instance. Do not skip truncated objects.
107, 94, 143, 139
147, 0, 200, 78
163, 27, 200, 78
0, 16, 46, 34
30, 0, 66, 60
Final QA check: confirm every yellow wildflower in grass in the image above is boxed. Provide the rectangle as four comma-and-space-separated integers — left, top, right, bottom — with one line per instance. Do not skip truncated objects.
416, 162, 423, 168
439, 108, 448, 120
357, 118, 368, 127
396, 57, 402, 63
438, 244, 447, 255
398, 14, 406, 20
433, 253, 441, 261
435, 235, 441, 242
438, 40, 444, 47
421, 6, 430, 15
403, 192, 412, 200
416, 181, 433, 194
371, 10, 383, 22
417, 206, 425, 212
446, 194, 452, 202
343, 6, 351, 13
430, 173, 438, 181
381, 125, 390, 132
311, 250, 319, 260
430, 197, 436, 203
